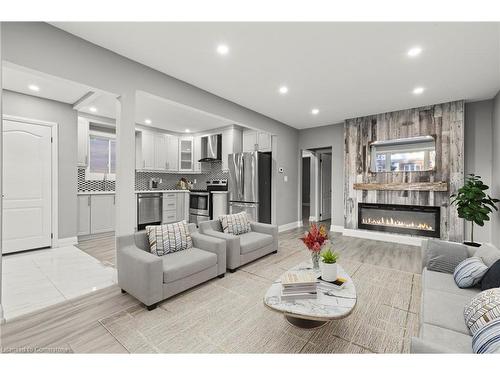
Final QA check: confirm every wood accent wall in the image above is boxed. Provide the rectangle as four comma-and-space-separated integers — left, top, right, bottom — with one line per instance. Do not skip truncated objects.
344, 101, 464, 241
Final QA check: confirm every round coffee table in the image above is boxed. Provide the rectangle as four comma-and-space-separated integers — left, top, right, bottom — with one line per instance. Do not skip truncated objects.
264, 262, 357, 329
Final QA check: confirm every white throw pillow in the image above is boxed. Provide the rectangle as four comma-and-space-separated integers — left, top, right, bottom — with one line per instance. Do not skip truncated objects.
453, 257, 488, 288
219, 212, 252, 235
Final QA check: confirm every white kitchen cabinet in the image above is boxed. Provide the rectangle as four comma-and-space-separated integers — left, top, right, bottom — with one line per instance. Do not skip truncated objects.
242, 129, 272, 152
193, 135, 202, 172
212, 192, 228, 219
77, 117, 89, 167
155, 133, 168, 171
222, 127, 242, 170
165, 135, 179, 171
162, 192, 189, 223
137, 131, 156, 170
90, 194, 115, 234
77, 195, 91, 236
177, 192, 189, 221
179, 136, 194, 171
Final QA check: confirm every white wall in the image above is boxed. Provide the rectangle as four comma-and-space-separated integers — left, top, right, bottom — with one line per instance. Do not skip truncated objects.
2, 90, 78, 239
464, 100, 494, 243
298, 123, 344, 227
492, 91, 500, 247
2, 22, 299, 230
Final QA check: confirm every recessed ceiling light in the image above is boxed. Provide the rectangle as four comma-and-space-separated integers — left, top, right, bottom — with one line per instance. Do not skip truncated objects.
144, 119, 152, 125
407, 46, 422, 57
89, 106, 98, 113
311, 108, 319, 115
413, 87, 425, 95
279, 86, 289, 95
216, 44, 229, 55
28, 84, 40, 92
185, 129, 190, 133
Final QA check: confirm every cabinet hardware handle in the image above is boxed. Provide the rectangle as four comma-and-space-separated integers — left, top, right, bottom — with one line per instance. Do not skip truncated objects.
143, 160, 146, 168
88, 196, 91, 206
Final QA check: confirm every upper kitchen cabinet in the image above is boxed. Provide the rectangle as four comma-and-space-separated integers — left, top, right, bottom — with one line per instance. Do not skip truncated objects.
165, 135, 179, 171
179, 136, 194, 171
242, 129, 272, 152
193, 135, 202, 172
136, 130, 156, 170
222, 126, 243, 170
77, 117, 90, 167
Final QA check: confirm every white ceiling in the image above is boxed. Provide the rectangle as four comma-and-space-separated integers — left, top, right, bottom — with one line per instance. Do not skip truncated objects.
51, 22, 500, 129
2, 65, 90, 104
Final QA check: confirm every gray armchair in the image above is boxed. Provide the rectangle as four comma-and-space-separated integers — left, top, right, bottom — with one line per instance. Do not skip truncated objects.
198, 219, 278, 272
117, 223, 226, 310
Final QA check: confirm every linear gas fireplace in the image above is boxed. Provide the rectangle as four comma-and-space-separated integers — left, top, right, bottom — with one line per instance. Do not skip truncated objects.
358, 203, 440, 238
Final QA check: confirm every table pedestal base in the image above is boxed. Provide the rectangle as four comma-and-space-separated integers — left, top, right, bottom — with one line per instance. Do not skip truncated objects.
285, 315, 328, 329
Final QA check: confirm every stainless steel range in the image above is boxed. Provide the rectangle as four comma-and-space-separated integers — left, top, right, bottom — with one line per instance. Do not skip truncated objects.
189, 179, 227, 225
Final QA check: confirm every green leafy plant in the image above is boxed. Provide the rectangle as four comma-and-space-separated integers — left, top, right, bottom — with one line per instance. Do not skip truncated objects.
320, 247, 339, 264
450, 174, 500, 244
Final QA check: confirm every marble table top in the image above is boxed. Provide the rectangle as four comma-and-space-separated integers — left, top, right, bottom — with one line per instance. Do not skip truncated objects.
264, 262, 357, 321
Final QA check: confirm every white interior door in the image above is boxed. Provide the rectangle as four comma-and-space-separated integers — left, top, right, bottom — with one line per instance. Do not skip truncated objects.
2, 120, 52, 253
320, 153, 332, 221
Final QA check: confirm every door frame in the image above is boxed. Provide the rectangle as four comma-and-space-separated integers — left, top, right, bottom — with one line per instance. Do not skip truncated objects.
2, 114, 59, 249
319, 152, 332, 221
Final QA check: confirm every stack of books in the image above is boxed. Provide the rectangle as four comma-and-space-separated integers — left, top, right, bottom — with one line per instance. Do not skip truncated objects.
280, 271, 318, 301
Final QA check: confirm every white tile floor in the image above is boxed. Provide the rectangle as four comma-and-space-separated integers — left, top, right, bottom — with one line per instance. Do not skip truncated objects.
1, 246, 117, 321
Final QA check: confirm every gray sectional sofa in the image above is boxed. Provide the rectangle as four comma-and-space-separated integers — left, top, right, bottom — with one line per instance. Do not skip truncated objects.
199, 219, 278, 272
116, 223, 226, 310
411, 239, 500, 353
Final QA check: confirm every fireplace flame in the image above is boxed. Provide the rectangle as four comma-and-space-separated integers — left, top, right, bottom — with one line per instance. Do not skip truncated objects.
361, 217, 434, 231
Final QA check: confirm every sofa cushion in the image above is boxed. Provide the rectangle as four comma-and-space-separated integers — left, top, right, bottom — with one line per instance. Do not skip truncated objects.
426, 239, 468, 274
464, 288, 500, 335
423, 268, 479, 298
474, 243, 500, 268
146, 221, 192, 256
162, 247, 217, 283
453, 257, 489, 288
423, 288, 471, 335
472, 317, 500, 353
239, 231, 274, 255
421, 323, 473, 353
481, 260, 500, 291
219, 212, 252, 235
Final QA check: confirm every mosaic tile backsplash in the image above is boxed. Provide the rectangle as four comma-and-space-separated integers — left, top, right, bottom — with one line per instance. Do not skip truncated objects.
78, 162, 229, 192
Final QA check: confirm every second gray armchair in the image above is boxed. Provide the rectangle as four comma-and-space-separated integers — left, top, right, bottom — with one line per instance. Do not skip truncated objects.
199, 219, 278, 272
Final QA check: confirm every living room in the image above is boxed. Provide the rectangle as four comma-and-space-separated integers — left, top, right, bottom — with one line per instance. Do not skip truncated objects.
1, 1, 500, 374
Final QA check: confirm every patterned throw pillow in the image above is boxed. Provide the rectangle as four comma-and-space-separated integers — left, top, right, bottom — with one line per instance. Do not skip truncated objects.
464, 288, 500, 335
472, 317, 500, 353
219, 212, 252, 235
426, 239, 468, 274
145, 221, 193, 256
453, 257, 488, 288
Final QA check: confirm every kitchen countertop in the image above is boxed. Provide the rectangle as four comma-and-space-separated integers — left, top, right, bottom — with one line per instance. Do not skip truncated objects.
78, 189, 192, 195
211, 191, 229, 194
77, 191, 116, 195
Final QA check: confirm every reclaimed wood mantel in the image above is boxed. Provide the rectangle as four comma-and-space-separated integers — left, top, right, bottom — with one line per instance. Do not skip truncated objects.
353, 181, 448, 192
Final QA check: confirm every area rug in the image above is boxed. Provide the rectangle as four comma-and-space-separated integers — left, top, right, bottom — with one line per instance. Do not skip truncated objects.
100, 238, 421, 353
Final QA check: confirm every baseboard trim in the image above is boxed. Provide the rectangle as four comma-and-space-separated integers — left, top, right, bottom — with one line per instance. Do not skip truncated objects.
278, 221, 303, 233
308, 216, 318, 223
330, 225, 345, 233
342, 228, 423, 246
57, 236, 78, 247
0, 304, 5, 324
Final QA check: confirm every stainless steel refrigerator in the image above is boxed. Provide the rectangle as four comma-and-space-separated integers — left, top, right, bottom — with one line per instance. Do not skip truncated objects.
228, 151, 272, 223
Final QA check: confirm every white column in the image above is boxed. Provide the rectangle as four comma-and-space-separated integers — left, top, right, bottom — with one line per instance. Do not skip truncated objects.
115, 91, 137, 237
0, 21, 4, 323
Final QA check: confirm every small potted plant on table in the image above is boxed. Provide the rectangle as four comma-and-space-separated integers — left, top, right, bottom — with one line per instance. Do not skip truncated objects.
320, 246, 339, 282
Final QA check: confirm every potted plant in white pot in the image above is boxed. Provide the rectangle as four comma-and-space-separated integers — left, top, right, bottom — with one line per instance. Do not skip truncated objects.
320, 246, 339, 282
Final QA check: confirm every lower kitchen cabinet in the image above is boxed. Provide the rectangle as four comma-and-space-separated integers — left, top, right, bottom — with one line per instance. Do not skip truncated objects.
162, 192, 189, 224
78, 194, 115, 236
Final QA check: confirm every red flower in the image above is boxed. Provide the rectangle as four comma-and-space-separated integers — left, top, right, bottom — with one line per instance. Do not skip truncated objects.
300, 223, 328, 253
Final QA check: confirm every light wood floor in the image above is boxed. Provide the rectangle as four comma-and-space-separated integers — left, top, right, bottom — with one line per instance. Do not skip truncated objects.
0, 227, 421, 353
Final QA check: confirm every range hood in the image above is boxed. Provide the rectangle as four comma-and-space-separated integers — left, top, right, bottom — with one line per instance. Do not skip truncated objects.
199, 134, 222, 162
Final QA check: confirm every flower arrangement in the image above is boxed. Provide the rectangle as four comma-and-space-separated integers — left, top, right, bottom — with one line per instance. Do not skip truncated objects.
301, 223, 329, 270
301, 223, 328, 253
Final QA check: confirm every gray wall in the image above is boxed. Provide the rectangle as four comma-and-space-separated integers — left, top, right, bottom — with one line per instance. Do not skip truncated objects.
1, 22, 299, 228
298, 123, 344, 227
2, 90, 78, 239
464, 100, 494, 243
492, 91, 500, 247
0, 21, 3, 320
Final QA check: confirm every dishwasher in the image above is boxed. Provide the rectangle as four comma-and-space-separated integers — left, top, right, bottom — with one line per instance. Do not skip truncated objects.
137, 193, 163, 230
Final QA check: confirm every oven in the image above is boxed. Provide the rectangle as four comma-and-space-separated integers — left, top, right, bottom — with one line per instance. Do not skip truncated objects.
189, 191, 210, 225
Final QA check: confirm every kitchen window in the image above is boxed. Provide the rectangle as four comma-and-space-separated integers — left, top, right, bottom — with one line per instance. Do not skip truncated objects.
86, 130, 116, 180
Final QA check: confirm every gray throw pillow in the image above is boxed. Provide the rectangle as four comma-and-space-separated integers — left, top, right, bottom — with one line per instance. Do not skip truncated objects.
474, 243, 500, 268
426, 239, 468, 274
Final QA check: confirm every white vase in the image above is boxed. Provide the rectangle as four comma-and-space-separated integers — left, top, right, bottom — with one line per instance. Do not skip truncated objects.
320, 262, 338, 282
